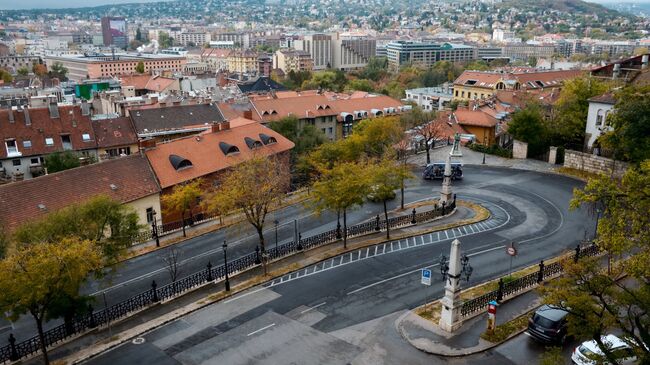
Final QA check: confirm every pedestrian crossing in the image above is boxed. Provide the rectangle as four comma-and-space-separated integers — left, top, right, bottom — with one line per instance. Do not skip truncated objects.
264, 200, 511, 289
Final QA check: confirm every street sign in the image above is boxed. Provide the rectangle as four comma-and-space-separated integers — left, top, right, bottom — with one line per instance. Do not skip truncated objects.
506, 242, 517, 256
421, 269, 432, 286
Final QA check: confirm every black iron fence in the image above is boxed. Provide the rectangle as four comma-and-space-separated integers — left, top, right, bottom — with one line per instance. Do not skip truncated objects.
459, 243, 599, 318
0, 199, 457, 363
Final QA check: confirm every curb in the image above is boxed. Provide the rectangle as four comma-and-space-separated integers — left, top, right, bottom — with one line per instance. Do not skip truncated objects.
52, 201, 489, 365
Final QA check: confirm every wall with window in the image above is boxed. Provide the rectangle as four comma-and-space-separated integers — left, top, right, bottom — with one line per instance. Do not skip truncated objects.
585, 101, 615, 149
126, 193, 162, 228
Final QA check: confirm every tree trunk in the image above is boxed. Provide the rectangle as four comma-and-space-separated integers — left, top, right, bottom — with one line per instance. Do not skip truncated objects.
383, 199, 390, 239
400, 178, 405, 210
594, 332, 621, 365
181, 210, 186, 237
343, 209, 347, 249
256, 225, 267, 275
34, 315, 49, 365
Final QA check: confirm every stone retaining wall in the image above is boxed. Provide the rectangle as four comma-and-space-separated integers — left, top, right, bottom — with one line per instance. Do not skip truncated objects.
564, 150, 628, 177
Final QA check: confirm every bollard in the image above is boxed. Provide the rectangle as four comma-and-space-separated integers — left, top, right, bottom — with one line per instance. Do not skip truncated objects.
537, 260, 545, 283
87, 304, 97, 328
496, 278, 504, 302
255, 246, 261, 265
574, 244, 581, 263
297, 233, 303, 251
411, 208, 417, 224
8, 334, 18, 361
375, 215, 380, 231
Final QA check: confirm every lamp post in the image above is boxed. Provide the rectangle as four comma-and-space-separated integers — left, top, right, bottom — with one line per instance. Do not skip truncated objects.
152, 209, 160, 247
461, 253, 473, 283
482, 131, 487, 165
222, 240, 230, 291
439, 254, 449, 280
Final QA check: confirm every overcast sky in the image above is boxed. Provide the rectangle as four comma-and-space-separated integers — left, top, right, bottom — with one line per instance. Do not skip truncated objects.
0, 0, 167, 10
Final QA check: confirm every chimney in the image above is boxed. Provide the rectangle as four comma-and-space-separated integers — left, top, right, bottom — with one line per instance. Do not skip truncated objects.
24, 106, 31, 126
48, 102, 59, 118
613, 63, 621, 80
243, 109, 253, 120
220, 120, 230, 131
642, 54, 649, 70
138, 138, 156, 150
211, 122, 220, 133
81, 99, 90, 116
8, 107, 14, 123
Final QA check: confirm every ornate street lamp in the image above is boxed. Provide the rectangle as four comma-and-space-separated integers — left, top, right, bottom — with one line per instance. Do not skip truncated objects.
461, 253, 473, 283
152, 209, 160, 247
222, 240, 230, 291
439, 254, 449, 280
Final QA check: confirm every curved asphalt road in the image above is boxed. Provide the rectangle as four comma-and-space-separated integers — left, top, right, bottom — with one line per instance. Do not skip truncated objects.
80, 166, 595, 365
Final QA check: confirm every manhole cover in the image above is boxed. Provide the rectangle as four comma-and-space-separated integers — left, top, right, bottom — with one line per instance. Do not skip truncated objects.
132, 337, 146, 345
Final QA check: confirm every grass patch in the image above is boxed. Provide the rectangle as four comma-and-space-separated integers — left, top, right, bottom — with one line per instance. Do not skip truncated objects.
480, 314, 529, 343
415, 302, 442, 323
556, 167, 601, 182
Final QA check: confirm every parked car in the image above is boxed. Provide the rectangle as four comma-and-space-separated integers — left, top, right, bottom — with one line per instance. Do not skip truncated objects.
422, 162, 463, 180
571, 334, 637, 365
526, 305, 569, 344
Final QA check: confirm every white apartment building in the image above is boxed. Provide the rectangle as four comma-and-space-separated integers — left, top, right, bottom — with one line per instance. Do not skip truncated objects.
175, 32, 211, 47
492, 29, 515, 42
585, 93, 616, 149
293, 33, 332, 70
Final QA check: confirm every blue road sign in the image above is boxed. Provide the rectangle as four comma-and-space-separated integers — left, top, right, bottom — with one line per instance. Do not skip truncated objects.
421, 269, 432, 286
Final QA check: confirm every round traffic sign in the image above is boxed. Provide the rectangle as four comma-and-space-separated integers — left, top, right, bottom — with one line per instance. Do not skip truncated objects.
507, 246, 517, 256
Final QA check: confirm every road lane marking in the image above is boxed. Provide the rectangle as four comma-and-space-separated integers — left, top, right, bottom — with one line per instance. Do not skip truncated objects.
347, 263, 442, 295
247, 323, 275, 336
224, 287, 268, 303
300, 302, 326, 314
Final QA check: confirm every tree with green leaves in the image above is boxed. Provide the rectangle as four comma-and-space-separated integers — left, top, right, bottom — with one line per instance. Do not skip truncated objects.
135, 61, 145, 74
268, 115, 326, 157
13, 195, 141, 264
48, 62, 68, 81
0, 238, 102, 365
0, 69, 12, 83
600, 86, 650, 164
507, 102, 548, 157
540, 161, 650, 364
161, 179, 203, 238
345, 78, 374, 92
17, 67, 29, 76
310, 161, 371, 248
550, 76, 609, 147
368, 158, 413, 239
44, 151, 82, 173
158, 31, 173, 49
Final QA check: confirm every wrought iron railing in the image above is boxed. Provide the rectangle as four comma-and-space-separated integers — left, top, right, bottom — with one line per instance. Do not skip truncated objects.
0, 199, 457, 363
459, 243, 600, 318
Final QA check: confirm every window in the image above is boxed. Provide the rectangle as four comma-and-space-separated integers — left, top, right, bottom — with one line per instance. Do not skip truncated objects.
82, 133, 91, 142
12, 159, 21, 166
596, 109, 605, 126
146, 207, 155, 223
61, 135, 72, 150
23, 140, 31, 149
30, 157, 39, 165
328, 127, 333, 134
45, 137, 54, 146
5, 139, 18, 155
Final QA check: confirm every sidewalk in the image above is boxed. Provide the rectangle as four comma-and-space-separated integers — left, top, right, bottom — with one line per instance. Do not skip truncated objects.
397, 290, 541, 357
26, 201, 486, 365
413, 145, 558, 174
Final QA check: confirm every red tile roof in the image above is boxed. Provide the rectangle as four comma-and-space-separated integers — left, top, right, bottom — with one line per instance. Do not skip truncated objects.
119, 74, 177, 92
454, 109, 498, 128
92, 117, 138, 148
0, 154, 160, 232
588, 92, 617, 105
0, 105, 96, 159
454, 70, 584, 90
145, 119, 294, 188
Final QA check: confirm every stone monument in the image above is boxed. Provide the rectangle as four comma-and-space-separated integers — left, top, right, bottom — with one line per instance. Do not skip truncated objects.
439, 155, 453, 205
450, 133, 463, 157
439, 238, 463, 332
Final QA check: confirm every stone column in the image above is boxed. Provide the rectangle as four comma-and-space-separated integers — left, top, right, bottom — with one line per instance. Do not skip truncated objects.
548, 147, 557, 164
440, 238, 463, 332
440, 155, 453, 205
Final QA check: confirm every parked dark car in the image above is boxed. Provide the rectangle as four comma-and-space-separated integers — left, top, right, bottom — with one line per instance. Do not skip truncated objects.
422, 162, 463, 180
526, 305, 569, 344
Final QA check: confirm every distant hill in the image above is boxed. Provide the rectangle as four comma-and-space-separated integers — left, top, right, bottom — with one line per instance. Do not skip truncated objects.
499, 0, 629, 19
